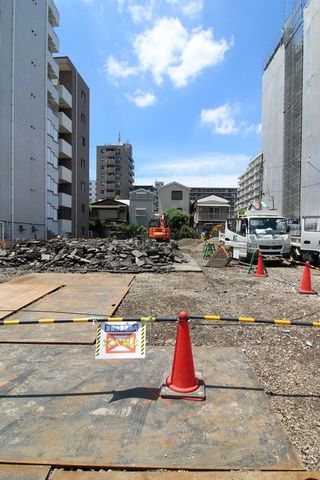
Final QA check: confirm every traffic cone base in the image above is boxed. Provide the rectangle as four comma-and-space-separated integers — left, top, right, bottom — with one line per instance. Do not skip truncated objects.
298, 261, 316, 294
166, 375, 199, 393
160, 310, 206, 401
160, 377, 206, 401
255, 254, 266, 277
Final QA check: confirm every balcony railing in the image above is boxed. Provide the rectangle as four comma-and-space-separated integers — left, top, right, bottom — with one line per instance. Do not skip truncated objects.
59, 166, 72, 184
59, 192, 72, 209
48, 53, 59, 80
48, 23, 59, 53
59, 139, 72, 159
59, 85, 72, 109
197, 212, 228, 222
48, 0, 59, 27
59, 111, 72, 134
47, 80, 59, 108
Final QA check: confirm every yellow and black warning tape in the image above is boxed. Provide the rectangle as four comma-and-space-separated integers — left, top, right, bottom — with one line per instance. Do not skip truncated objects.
0, 315, 319, 327
192, 315, 320, 328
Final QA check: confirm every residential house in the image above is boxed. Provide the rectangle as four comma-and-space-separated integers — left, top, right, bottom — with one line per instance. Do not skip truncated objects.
192, 195, 229, 237
158, 182, 190, 215
89, 198, 128, 236
129, 189, 155, 228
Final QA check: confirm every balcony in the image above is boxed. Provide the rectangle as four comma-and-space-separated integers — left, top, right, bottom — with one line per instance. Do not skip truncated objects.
59, 192, 72, 208
59, 85, 72, 109
59, 139, 72, 159
59, 219, 72, 235
48, 23, 59, 53
47, 80, 59, 108
48, 0, 59, 27
48, 53, 59, 80
59, 111, 72, 134
59, 166, 72, 184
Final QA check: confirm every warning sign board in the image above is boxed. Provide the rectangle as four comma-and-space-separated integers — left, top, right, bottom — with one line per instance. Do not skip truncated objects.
95, 322, 146, 359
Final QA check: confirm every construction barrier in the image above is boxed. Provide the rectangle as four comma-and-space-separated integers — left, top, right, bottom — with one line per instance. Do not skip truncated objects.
1, 315, 320, 327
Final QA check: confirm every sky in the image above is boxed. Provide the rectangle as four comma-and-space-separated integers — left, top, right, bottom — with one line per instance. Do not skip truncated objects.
55, 0, 288, 188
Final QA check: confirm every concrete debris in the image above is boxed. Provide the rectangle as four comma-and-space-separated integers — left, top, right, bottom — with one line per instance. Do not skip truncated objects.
0, 238, 186, 273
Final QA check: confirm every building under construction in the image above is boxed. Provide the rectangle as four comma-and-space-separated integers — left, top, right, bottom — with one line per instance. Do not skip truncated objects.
261, 0, 319, 219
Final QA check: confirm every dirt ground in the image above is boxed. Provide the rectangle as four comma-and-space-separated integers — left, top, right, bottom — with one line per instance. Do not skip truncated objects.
0, 239, 319, 471
114, 239, 320, 471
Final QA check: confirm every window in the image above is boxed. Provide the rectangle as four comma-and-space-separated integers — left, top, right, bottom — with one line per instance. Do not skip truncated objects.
172, 190, 183, 200
136, 208, 147, 216
81, 204, 85, 213
81, 158, 85, 168
80, 113, 86, 124
81, 135, 85, 146
81, 90, 86, 102
100, 189, 104, 194
80, 181, 85, 191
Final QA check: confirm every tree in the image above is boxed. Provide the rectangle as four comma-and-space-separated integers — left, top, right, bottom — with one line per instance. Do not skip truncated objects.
165, 208, 195, 239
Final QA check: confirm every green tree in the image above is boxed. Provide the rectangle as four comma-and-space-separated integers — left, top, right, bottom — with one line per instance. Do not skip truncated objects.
165, 208, 194, 239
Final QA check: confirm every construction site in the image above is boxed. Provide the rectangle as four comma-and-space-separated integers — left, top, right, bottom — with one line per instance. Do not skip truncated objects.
0, 237, 319, 480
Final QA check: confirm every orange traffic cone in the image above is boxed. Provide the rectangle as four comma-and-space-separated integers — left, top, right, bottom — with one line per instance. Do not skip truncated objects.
298, 261, 316, 294
255, 254, 266, 277
160, 311, 205, 400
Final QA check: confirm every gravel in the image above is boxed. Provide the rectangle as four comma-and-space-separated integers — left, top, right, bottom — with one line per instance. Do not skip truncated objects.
0, 238, 319, 470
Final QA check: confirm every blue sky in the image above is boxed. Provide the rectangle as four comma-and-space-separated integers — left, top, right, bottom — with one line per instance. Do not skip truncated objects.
55, 0, 287, 188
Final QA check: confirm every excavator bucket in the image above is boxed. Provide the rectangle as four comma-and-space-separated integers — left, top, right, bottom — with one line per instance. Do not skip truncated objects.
206, 244, 232, 268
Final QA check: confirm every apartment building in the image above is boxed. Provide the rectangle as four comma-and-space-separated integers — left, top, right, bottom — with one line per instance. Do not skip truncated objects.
0, 0, 60, 240
96, 143, 134, 200
89, 180, 97, 204
236, 153, 263, 210
56, 56, 89, 237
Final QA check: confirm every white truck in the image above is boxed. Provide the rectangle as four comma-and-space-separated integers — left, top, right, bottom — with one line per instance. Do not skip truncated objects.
219, 210, 291, 261
289, 216, 320, 265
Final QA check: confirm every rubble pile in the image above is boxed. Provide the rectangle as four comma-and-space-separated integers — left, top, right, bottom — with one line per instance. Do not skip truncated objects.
0, 238, 186, 273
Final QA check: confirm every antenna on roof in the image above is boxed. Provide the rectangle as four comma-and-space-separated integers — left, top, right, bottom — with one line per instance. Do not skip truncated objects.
118, 132, 121, 144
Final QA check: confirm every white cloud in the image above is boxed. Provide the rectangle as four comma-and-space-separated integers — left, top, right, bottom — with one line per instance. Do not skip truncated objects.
242, 122, 262, 134
168, 28, 229, 87
107, 17, 231, 87
201, 103, 239, 135
105, 55, 138, 78
166, 0, 203, 17
127, 90, 157, 107
134, 17, 188, 85
128, 1, 155, 23
201, 103, 261, 136
138, 152, 249, 183
135, 173, 240, 188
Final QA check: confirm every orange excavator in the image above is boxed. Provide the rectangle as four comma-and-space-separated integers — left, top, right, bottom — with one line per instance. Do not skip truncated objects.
148, 213, 171, 240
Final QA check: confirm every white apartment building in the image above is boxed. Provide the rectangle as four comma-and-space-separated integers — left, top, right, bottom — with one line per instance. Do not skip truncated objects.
237, 153, 263, 210
0, 0, 60, 240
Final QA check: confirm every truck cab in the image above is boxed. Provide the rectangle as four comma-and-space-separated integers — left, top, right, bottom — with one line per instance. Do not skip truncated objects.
220, 211, 291, 260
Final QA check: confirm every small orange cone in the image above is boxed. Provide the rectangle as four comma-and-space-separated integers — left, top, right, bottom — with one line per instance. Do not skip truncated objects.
160, 311, 205, 400
255, 254, 266, 277
298, 261, 316, 294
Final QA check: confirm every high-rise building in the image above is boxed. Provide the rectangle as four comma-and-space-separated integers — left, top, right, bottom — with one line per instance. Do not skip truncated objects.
96, 142, 134, 200
261, 0, 320, 218
56, 56, 89, 237
89, 180, 97, 204
236, 154, 263, 211
0, 0, 60, 240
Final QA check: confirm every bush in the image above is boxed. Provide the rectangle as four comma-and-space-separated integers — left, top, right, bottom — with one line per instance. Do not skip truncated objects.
110, 223, 147, 239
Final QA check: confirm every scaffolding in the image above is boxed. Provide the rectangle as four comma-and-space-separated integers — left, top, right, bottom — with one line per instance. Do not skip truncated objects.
263, 0, 309, 219
282, 0, 307, 218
